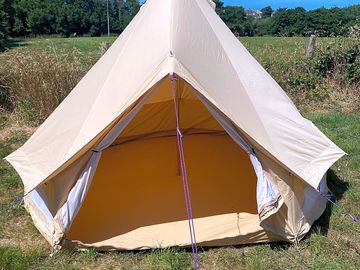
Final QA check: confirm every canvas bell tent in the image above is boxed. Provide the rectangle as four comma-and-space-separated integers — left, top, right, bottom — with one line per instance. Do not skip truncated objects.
5, 0, 344, 250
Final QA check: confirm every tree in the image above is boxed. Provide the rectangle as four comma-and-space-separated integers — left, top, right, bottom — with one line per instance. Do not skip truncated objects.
120, 0, 140, 31
1, 0, 359, 38
266, 7, 306, 36
219, 6, 254, 36
88, 0, 108, 36
12, 0, 29, 36
56, 0, 95, 37
306, 7, 349, 36
0, 0, 10, 43
286, 7, 306, 36
261, 6, 273, 18
212, 0, 224, 14
254, 17, 272, 36
268, 8, 289, 36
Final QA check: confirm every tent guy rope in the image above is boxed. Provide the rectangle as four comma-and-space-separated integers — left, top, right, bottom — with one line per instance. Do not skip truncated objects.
170, 73, 200, 270
319, 190, 360, 225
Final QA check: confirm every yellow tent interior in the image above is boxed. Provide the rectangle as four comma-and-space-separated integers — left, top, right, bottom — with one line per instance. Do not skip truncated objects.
65, 76, 274, 248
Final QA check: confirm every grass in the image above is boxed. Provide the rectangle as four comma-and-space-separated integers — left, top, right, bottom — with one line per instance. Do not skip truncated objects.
0, 36, 359, 269
1, 36, 117, 56
2, 36, 346, 57
0, 47, 92, 125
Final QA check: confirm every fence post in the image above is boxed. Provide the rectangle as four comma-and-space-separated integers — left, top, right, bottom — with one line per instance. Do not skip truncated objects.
306, 34, 316, 58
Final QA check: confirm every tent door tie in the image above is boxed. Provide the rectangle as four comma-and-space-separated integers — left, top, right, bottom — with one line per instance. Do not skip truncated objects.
170, 73, 200, 270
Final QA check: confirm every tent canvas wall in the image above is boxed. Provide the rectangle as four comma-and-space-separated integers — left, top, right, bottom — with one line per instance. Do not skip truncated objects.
5, 0, 344, 250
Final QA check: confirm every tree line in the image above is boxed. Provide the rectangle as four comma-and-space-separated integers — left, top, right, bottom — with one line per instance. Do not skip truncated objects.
256, 5, 360, 37
1, 0, 359, 40
0, 0, 140, 38
214, 0, 360, 37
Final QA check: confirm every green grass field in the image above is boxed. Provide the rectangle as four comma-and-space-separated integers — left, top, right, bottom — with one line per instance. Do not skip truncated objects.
2, 36, 346, 54
2, 36, 117, 55
0, 36, 359, 269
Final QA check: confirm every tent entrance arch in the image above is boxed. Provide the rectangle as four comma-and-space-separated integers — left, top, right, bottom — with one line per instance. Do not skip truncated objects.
66, 75, 277, 249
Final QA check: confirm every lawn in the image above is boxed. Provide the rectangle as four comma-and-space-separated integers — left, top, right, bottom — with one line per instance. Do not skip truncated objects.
1, 36, 117, 56
0, 36, 359, 269
2, 36, 346, 55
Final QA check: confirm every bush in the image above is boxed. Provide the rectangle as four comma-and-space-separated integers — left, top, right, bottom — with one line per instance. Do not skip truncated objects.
274, 38, 359, 108
0, 49, 90, 125
288, 73, 318, 93
313, 50, 334, 76
313, 41, 360, 83
346, 50, 360, 84
306, 85, 332, 101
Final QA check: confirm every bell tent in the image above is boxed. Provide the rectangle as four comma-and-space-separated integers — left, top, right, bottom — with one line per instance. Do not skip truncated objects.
5, 0, 344, 250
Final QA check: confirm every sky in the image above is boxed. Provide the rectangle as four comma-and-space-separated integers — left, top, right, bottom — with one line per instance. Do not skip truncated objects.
223, 0, 360, 10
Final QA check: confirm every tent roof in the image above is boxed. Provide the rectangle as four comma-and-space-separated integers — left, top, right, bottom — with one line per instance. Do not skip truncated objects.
6, 0, 344, 194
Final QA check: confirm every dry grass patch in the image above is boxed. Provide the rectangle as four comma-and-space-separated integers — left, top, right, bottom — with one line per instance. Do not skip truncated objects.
0, 48, 94, 126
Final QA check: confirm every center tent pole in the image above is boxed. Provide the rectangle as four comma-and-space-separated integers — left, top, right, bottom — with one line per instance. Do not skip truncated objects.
170, 74, 200, 270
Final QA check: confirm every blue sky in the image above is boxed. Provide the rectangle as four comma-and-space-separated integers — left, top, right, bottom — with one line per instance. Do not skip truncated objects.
224, 0, 360, 10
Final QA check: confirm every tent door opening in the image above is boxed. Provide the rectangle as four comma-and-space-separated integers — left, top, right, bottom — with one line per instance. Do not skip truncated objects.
66, 76, 269, 249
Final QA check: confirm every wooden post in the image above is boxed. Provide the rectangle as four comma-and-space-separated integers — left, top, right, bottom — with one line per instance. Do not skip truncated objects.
307, 34, 316, 58
100, 42, 110, 56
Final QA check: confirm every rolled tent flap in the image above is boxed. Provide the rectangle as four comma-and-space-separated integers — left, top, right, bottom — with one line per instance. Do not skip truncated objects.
56, 152, 101, 233
251, 155, 284, 222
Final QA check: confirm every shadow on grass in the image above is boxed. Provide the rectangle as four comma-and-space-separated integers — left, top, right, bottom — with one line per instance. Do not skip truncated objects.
0, 38, 27, 52
307, 168, 349, 237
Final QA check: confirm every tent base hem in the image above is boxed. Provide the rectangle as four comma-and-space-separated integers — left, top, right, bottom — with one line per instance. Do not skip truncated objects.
62, 212, 285, 250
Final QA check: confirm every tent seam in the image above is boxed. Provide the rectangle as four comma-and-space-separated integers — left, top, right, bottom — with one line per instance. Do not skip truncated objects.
192, 0, 276, 154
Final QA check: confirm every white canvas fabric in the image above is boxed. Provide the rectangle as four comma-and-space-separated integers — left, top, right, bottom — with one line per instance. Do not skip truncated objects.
302, 175, 328, 221
56, 152, 101, 232
28, 188, 53, 224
